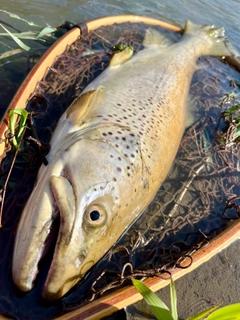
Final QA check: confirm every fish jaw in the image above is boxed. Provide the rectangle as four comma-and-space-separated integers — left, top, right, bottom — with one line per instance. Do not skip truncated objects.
41, 137, 143, 299
12, 157, 65, 292
13, 136, 143, 299
12, 186, 54, 292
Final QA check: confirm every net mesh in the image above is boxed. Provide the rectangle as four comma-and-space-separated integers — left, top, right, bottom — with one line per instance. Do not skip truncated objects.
0, 21, 239, 319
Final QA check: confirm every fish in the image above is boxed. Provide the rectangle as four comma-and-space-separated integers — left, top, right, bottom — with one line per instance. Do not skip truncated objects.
12, 21, 233, 300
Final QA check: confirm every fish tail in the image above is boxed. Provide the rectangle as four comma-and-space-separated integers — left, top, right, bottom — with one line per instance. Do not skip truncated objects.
183, 20, 238, 57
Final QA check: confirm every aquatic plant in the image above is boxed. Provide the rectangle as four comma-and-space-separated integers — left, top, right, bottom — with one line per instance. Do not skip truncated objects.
0, 9, 58, 65
132, 278, 240, 320
217, 90, 240, 149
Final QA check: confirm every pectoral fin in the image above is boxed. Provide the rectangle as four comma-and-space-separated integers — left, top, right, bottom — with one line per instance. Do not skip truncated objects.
66, 86, 104, 125
109, 47, 134, 67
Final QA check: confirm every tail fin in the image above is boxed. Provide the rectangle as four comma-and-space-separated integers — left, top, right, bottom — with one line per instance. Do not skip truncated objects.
183, 20, 238, 58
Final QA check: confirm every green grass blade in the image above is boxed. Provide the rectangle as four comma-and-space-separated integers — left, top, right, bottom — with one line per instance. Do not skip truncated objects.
186, 304, 220, 320
0, 9, 41, 27
37, 27, 56, 38
0, 24, 30, 51
206, 303, 240, 320
233, 125, 240, 141
14, 109, 28, 141
0, 31, 40, 39
170, 278, 178, 320
8, 109, 28, 147
132, 279, 174, 320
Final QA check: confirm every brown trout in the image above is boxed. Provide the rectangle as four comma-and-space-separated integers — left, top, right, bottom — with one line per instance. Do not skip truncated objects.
12, 21, 233, 299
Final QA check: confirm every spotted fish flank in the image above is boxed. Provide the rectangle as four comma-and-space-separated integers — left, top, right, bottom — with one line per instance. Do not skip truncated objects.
12, 21, 234, 300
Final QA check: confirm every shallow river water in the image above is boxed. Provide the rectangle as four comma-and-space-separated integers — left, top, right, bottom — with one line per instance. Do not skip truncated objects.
1, 0, 240, 47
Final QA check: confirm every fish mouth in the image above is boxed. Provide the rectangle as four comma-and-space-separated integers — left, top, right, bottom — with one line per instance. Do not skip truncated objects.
12, 173, 86, 300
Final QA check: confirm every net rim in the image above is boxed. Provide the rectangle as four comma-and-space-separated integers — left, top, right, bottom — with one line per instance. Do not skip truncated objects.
0, 14, 239, 320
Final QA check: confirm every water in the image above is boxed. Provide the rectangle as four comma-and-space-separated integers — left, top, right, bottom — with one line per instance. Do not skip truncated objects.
0, 0, 240, 47
0, 1, 240, 319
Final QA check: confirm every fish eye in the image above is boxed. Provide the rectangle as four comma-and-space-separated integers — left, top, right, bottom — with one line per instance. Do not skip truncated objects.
86, 205, 107, 227
89, 210, 100, 221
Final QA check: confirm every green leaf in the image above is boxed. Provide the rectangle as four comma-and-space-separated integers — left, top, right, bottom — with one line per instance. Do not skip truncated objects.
0, 24, 30, 51
224, 105, 240, 116
206, 303, 240, 320
0, 9, 41, 27
170, 278, 178, 320
233, 125, 240, 141
0, 31, 40, 40
9, 109, 28, 147
37, 27, 56, 38
14, 109, 28, 141
132, 279, 174, 320
186, 304, 220, 320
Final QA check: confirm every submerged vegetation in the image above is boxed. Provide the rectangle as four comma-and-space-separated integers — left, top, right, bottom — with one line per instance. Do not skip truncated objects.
217, 90, 240, 149
0, 9, 64, 66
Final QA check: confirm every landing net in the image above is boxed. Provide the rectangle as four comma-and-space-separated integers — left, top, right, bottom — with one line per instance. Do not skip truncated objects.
0, 22, 239, 319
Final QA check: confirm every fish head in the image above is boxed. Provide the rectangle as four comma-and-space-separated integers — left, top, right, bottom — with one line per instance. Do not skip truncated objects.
13, 136, 142, 300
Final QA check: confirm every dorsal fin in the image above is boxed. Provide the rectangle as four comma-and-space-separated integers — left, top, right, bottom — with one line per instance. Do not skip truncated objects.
143, 28, 174, 47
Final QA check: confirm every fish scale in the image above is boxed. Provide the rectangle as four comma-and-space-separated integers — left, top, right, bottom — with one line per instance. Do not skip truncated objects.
12, 21, 234, 299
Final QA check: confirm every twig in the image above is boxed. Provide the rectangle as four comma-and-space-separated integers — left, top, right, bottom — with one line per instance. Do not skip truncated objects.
0, 126, 27, 227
